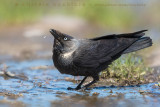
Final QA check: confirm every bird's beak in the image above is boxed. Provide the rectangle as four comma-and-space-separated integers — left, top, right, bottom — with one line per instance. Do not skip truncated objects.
50, 29, 59, 39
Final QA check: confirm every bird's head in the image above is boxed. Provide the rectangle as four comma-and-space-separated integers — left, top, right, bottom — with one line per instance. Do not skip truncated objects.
50, 29, 79, 54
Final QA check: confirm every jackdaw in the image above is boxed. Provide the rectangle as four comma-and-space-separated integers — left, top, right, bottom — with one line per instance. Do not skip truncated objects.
50, 29, 152, 90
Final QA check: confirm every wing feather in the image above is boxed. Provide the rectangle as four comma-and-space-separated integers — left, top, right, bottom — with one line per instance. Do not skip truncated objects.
73, 30, 147, 68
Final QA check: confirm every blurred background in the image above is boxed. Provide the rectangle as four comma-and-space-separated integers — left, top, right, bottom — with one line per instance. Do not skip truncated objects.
0, 0, 160, 107
0, 0, 160, 66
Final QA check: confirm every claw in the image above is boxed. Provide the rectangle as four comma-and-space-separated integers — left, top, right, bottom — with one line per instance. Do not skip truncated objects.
67, 87, 81, 90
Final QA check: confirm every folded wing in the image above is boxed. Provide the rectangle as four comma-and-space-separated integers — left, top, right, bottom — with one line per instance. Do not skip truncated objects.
73, 30, 151, 68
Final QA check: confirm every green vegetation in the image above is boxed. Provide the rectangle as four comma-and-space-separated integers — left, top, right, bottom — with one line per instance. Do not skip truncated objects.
0, 0, 134, 28
0, 0, 159, 30
0, 0, 48, 25
100, 53, 153, 85
70, 0, 134, 28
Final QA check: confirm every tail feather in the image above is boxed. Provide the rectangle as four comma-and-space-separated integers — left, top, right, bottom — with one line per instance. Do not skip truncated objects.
123, 37, 152, 54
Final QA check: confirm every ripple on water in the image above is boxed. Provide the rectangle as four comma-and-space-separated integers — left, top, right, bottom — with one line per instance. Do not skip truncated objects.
0, 59, 160, 107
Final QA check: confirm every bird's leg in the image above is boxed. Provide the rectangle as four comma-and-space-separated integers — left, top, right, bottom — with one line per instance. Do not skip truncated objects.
67, 76, 88, 90
82, 76, 99, 90
75, 76, 88, 89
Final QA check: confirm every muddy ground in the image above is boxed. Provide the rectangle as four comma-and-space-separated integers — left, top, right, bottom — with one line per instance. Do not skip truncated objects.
0, 58, 160, 107
0, 18, 160, 107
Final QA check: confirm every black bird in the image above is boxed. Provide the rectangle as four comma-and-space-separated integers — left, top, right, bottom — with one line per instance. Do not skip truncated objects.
50, 29, 152, 90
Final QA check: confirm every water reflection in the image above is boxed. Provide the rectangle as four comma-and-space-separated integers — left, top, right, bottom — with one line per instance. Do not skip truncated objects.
0, 59, 160, 107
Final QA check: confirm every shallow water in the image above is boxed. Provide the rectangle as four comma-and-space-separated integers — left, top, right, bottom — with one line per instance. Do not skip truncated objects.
0, 59, 160, 107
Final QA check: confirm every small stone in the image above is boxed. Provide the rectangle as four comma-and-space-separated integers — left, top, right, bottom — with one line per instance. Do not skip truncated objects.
109, 90, 113, 93
92, 92, 99, 96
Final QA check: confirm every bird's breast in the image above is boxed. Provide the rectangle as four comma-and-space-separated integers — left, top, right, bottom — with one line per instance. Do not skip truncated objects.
53, 57, 76, 75
61, 51, 74, 59
53, 51, 73, 70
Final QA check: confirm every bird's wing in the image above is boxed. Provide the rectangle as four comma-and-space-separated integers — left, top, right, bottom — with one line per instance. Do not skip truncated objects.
73, 30, 147, 68
91, 30, 147, 40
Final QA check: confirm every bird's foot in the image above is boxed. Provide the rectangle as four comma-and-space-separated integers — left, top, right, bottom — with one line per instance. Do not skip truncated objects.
67, 86, 91, 91
67, 86, 81, 90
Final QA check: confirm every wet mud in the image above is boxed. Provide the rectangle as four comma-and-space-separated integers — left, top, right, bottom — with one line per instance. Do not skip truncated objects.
0, 59, 160, 107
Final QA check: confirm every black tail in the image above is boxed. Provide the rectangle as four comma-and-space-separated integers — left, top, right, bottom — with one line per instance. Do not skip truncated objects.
123, 37, 152, 54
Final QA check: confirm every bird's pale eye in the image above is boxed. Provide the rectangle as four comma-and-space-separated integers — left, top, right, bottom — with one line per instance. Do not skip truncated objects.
64, 37, 68, 41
